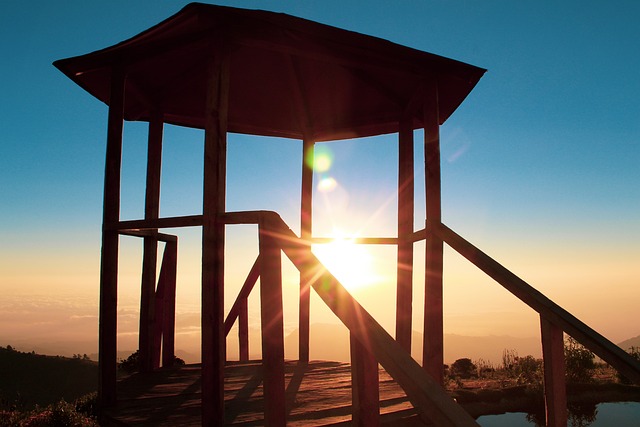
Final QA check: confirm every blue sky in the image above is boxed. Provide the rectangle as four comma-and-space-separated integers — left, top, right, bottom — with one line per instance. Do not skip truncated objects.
1, 1, 639, 359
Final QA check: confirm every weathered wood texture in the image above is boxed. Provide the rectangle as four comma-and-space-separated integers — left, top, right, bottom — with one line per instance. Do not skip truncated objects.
299, 138, 314, 363
351, 334, 381, 427
154, 241, 177, 369
540, 317, 568, 427
423, 81, 444, 385
258, 217, 286, 426
102, 361, 422, 427
201, 53, 229, 427
99, 69, 125, 407
140, 114, 163, 373
395, 117, 414, 353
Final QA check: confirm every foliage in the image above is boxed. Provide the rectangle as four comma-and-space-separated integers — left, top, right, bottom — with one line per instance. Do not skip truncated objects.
513, 355, 542, 385
501, 349, 518, 371
118, 350, 186, 374
0, 394, 98, 427
617, 346, 640, 384
564, 336, 595, 383
474, 358, 495, 377
450, 358, 477, 379
117, 350, 140, 374
500, 349, 542, 385
72, 393, 97, 420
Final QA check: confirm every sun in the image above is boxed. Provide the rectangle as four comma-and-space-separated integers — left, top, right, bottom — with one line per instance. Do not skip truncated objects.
311, 231, 380, 291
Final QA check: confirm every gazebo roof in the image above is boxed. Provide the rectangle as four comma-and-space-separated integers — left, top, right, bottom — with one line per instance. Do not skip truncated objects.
54, 3, 485, 141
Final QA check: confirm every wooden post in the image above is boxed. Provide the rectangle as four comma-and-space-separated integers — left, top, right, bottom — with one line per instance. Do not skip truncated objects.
299, 138, 314, 363
201, 52, 229, 427
238, 297, 249, 361
350, 333, 380, 427
152, 263, 165, 370
422, 79, 444, 385
153, 242, 178, 369
140, 112, 163, 372
396, 117, 414, 353
161, 240, 177, 368
259, 217, 286, 426
98, 68, 125, 407
541, 317, 568, 427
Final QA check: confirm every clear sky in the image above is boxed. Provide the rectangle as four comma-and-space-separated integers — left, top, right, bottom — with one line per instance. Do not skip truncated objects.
1, 1, 639, 363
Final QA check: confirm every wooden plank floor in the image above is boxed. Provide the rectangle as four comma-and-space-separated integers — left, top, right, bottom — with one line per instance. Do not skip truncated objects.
102, 361, 428, 426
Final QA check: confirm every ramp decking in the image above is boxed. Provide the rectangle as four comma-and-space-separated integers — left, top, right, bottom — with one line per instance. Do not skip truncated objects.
102, 361, 426, 426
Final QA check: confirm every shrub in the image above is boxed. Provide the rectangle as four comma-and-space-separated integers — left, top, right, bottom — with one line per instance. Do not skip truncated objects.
450, 358, 477, 379
514, 355, 542, 385
564, 336, 595, 383
501, 349, 518, 371
117, 350, 186, 374
73, 392, 97, 419
0, 396, 98, 427
118, 350, 140, 374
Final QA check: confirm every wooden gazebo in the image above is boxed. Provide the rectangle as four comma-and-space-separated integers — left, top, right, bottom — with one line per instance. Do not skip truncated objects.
55, 3, 640, 427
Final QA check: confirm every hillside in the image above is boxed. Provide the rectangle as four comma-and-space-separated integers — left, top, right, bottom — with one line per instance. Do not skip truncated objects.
0, 346, 97, 409
618, 335, 640, 352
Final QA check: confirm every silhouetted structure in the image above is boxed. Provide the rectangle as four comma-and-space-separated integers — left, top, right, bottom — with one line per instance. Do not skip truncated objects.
55, 3, 640, 426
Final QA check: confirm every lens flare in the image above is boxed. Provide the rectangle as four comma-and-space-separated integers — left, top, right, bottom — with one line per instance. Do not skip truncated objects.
309, 145, 334, 172
317, 176, 337, 192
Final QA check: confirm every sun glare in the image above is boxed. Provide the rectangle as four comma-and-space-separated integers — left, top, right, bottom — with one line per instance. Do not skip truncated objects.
312, 232, 380, 291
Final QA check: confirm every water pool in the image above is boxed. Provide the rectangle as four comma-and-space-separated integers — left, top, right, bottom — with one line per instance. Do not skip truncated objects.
476, 401, 640, 426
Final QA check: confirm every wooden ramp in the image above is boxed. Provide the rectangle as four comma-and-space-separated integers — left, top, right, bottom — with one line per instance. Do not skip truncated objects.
102, 361, 427, 426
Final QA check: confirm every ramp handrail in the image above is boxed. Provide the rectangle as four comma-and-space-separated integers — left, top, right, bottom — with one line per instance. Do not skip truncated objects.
433, 221, 640, 384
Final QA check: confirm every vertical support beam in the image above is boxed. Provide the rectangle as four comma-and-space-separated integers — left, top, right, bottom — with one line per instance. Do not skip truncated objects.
299, 138, 314, 363
422, 79, 444, 385
152, 262, 165, 370
238, 297, 249, 361
395, 117, 414, 353
161, 240, 177, 368
140, 112, 163, 372
350, 333, 380, 427
202, 52, 229, 427
259, 217, 286, 427
153, 241, 177, 369
98, 68, 125, 407
541, 317, 568, 427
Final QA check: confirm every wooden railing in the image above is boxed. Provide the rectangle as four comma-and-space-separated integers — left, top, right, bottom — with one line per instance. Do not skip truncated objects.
224, 256, 260, 362
122, 210, 640, 427
431, 221, 640, 426
221, 211, 479, 427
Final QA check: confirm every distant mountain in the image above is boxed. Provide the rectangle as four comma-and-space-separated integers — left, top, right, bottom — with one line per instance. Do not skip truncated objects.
0, 346, 97, 409
618, 335, 640, 352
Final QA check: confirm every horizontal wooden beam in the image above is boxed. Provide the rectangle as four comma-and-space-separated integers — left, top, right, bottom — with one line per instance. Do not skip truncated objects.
220, 210, 274, 225
111, 215, 203, 231
119, 229, 177, 243
410, 228, 427, 243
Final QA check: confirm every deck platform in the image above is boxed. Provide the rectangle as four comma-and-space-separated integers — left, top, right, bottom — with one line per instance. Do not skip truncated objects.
102, 360, 428, 426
